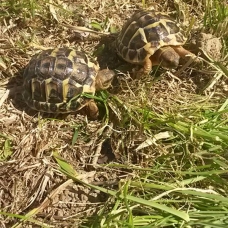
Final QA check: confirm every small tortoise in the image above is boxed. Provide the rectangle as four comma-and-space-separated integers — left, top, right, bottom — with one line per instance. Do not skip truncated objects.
116, 10, 197, 74
23, 48, 115, 119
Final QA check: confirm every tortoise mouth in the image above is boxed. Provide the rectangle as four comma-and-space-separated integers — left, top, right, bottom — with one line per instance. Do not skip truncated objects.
96, 69, 115, 90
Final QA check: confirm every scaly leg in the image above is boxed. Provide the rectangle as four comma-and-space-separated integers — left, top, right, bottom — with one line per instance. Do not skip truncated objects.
143, 56, 153, 74
86, 100, 99, 120
133, 56, 152, 79
173, 46, 198, 61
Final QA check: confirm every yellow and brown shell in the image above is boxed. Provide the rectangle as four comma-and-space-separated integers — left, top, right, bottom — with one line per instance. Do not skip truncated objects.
23, 48, 97, 113
116, 10, 187, 64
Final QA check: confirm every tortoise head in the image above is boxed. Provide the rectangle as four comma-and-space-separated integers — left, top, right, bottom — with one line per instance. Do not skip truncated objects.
95, 69, 115, 91
156, 46, 180, 69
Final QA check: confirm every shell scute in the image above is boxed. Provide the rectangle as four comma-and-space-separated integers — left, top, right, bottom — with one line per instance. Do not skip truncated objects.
116, 10, 187, 64
23, 48, 97, 113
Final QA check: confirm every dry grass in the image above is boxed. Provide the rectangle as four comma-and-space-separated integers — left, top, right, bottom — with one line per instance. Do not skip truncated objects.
0, 0, 228, 227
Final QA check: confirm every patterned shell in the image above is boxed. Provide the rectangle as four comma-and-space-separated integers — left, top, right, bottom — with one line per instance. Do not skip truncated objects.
116, 10, 187, 64
23, 48, 97, 113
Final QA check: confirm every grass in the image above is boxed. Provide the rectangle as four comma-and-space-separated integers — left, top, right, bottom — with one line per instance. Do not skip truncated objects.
0, 0, 228, 227
204, 0, 228, 37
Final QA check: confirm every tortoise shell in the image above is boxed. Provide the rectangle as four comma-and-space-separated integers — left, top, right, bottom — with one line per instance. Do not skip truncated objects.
116, 10, 187, 64
23, 48, 98, 113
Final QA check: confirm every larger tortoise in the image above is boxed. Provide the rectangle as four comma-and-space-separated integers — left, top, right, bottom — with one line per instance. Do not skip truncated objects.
116, 10, 197, 74
23, 48, 115, 119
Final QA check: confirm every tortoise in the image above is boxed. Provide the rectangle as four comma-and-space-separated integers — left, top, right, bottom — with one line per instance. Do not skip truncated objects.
116, 9, 197, 74
22, 48, 115, 119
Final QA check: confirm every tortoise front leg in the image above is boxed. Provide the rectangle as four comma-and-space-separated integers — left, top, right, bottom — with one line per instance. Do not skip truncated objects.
86, 100, 99, 120
173, 46, 198, 60
143, 56, 153, 74
133, 56, 152, 79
